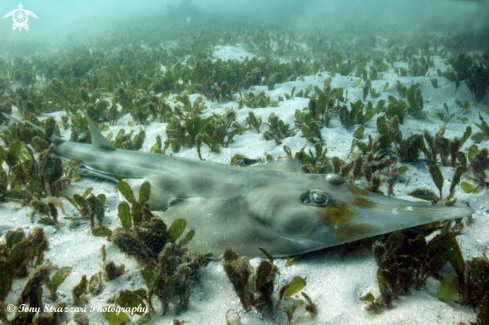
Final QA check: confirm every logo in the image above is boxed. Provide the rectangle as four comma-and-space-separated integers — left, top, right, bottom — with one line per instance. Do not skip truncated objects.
3, 3, 37, 32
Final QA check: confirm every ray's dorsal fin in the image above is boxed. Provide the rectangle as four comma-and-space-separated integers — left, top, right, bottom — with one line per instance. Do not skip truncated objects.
81, 110, 115, 151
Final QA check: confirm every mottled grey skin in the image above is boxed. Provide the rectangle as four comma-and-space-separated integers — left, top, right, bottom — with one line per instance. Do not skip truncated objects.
53, 138, 475, 258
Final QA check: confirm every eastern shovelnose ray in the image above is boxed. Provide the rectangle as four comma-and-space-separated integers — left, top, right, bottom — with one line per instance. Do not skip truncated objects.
2, 112, 475, 257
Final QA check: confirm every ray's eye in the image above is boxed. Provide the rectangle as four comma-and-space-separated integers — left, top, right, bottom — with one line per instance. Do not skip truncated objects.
310, 190, 330, 205
311, 192, 326, 204
301, 190, 331, 205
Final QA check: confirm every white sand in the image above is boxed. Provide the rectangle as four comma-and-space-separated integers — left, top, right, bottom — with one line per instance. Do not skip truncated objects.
1, 45, 488, 324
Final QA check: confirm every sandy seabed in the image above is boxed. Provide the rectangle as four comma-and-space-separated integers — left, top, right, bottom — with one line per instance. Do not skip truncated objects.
1, 45, 489, 325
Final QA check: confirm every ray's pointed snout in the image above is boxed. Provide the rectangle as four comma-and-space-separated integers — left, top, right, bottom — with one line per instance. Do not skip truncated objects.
320, 181, 475, 244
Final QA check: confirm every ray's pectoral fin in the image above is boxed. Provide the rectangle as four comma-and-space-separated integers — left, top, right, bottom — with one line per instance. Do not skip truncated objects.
159, 195, 257, 257
123, 176, 190, 211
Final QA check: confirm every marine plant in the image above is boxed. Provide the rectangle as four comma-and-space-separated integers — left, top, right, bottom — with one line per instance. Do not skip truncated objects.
112, 128, 146, 150
354, 110, 471, 170
242, 91, 277, 108
1, 227, 49, 277
407, 164, 464, 204
397, 133, 430, 163
164, 107, 243, 156
447, 53, 474, 94
1, 113, 42, 145
283, 143, 334, 174
330, 55, 355, 77
200, 109, 241, 149
367, 82, 382, 99
361, 220, 465, 312
338, 99, 383, 130
371, 56, 389, 78
385, 96, 408, 124
394, 67, 407, 77
453, 99, 468, 113
405, 83, 424, 117
294, 97, 325, 142
267, 72, 279, 90
408, 55, 433, 77
88, 271, 103, 295
469, 148, 489, 185
72, 275, 89, 306
294, 87, 346, 141
246, 111, 262, 133
363, 213, 489, 324
69, 112, 91, 144
437, 102, 455, 124
423, 125, 472, 166
262, 113, 293, 145
471, 113, 489, 143
395, 80, 407, 97
29, 199, 63, 227
222, 247, 316, 322
229, 153, 263, 167
111, 180, 212, 316
466, 53, 489, 103
0, 228, 72, 324
63, 187, 108, 236
103, 260, 125, 281
0, 139, 67, 205
149, 135, 164, 154
431, 78, 439, 88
